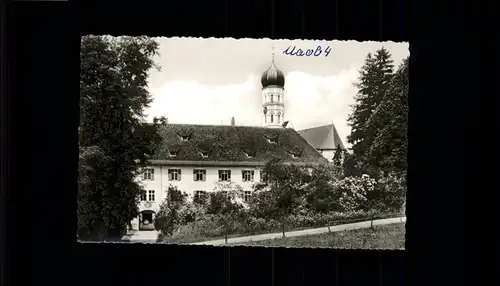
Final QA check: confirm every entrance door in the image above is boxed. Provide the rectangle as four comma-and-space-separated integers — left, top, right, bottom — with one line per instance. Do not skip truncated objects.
139, 211, 155, 231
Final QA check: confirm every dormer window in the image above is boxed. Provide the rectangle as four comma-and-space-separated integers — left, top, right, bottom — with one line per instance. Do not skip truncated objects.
200, 151, 209, 158
169, 151, 177, 157
244, 152, 253, 158
180, 135, 189, 142
286, 148, 302, 159
262, 133, 279, 144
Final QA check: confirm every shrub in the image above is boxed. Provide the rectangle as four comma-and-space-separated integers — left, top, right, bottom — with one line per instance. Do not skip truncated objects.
154, 186, 188, 240
369, 173, 407, 213
333, 174, 376, 212
178, 202, 207, 224
303, 164, 342, 213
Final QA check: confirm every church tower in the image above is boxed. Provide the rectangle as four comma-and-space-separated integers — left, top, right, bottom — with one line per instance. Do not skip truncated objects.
261, 47, 285, 128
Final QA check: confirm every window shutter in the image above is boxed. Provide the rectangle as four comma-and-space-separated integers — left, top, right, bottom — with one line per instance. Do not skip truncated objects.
178, 169, 182, 181
202, 170, 206, 181
228, 170, 231, 180
193, 170, 197, 181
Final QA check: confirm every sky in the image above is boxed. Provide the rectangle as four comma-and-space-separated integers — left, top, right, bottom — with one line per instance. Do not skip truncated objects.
145, 37, 409, 148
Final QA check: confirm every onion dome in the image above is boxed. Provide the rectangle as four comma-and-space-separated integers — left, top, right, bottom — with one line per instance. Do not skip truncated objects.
261, 50, 285, 88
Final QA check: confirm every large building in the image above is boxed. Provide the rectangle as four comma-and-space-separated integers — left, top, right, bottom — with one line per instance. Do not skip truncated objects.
132, 51, 335, 231
297, 124, 346, 162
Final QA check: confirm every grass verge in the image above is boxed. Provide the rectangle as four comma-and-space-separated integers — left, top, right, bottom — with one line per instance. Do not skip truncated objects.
234, 223, 405, 249
160, 213, 402, 244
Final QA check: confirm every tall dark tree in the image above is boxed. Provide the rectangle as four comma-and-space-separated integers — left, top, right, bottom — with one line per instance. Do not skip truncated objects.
332, 144, 344, 167
78, 36, 164, 240
346, 48, 394, 175
367, 57, 409, 174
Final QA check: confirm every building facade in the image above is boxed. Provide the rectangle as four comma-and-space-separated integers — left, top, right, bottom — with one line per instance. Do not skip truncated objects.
131, 123, 328, 231
131, 52, 336, 231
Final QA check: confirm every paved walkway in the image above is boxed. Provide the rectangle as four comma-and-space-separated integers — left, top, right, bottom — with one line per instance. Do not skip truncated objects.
122, 230, 159, 243
190, 216, 406, 246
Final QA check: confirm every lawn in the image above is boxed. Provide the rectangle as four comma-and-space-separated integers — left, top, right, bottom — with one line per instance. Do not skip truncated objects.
235, 223, 406, 249
159, 214, 403, 244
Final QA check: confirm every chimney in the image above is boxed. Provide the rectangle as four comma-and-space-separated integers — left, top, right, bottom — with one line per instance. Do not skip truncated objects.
231, 117, 235, 127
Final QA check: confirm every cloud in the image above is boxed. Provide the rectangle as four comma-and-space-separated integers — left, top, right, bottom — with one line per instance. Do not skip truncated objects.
284, 68, 358, 146
146, 75, 261, 126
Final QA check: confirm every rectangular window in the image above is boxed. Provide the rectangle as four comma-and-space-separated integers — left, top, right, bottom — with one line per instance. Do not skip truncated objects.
140, 190, 147, 201
143, 168, 154, 180
218, 170, 231, 181
168, 169, 181, 181
193, 169, 206, 181
148, 190, 155, 202
194, 190, 207, 203
244, 191, 252, 202
242, 170, 255, 182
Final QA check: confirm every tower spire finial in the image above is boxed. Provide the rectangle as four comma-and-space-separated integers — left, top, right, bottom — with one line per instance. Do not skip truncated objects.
271, 45, 276, 64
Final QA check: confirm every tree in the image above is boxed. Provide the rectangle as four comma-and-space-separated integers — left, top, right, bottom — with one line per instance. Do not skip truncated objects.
304, 163, 341, 213
154, 186, 188, 242
347, 48, 395, 176
367, 57, 409, 174
342, 151, 363, 178
78, 36, 163, 240
332, 144, 344, 167
250, 158, 311, 237
78, 146, 113, 240
207, 182, 244, 243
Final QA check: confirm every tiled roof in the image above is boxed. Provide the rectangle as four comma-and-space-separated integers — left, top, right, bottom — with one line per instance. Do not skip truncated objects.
297, 124, 345, 150
152, 124, 328, 164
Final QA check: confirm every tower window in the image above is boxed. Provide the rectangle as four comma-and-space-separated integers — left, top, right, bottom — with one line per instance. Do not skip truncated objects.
270, 94, 274, 102
264, 115, 267, 123
271, 114, 274, 123
277, 113, 281, 123
277, 94, 280, 102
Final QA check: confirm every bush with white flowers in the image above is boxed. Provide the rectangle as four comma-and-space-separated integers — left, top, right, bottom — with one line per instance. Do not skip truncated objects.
333, 174, 376, 212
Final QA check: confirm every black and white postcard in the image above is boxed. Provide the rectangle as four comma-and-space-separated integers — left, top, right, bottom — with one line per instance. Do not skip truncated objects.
79, 36, 408, 249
